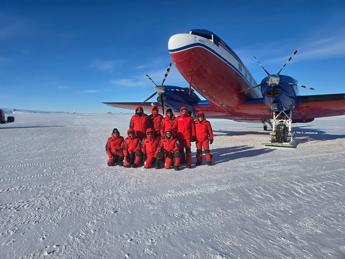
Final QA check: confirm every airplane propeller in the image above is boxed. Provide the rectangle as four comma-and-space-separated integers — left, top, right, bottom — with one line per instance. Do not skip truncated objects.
288, 82, 315, 90
277, 49, 298, 75
143, 63, 173, 114
245, 49, 315, 93
253, 56, 270, 76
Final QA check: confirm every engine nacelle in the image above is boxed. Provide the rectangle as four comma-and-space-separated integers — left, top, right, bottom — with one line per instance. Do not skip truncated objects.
160, 86, 201, 112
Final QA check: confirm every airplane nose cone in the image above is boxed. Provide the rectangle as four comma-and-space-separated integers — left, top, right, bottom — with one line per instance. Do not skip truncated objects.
168, 33, 194, 51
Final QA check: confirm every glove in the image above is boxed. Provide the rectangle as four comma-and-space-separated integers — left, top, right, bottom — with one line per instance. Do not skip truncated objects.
210, 139, 213, 144
191, 136, 196, 142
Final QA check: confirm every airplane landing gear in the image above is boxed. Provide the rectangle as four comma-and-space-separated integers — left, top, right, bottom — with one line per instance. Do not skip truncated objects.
265, 110, 297, 148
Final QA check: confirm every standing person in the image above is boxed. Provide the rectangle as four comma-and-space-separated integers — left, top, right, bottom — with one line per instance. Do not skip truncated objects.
123, 128, 142, 168
148, 105, 163, 137
105, 128, 124, 166
142, 128, 160, 169
195, 111, 214, 166
160, 108, 177, 137
176, 106, 196, 168
156, 129, 181, 170
129, 106, 150, 140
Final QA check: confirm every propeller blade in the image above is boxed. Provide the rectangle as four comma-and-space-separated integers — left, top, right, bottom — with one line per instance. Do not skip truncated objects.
300, 85, 315, 90
277, 49, 298, 75
253, 56, 270, 76
143, 92, 158, 103
146, 74, 158, 86
161, 63, 172, 86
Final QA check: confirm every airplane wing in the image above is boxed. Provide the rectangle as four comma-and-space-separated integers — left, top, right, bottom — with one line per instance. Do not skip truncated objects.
103, 102, 159, 113
238, 93, 345, 122
103, 94, 345, 123
295, 93, 345, 119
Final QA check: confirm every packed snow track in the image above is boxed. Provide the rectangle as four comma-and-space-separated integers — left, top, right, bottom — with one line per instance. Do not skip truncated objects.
0, 113, 344, 258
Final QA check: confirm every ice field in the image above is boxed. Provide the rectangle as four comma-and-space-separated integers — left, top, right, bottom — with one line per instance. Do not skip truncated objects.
0, 112, 345, 258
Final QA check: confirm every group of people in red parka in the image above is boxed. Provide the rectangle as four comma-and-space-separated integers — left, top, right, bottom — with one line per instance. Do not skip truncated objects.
105, 105, 214, 170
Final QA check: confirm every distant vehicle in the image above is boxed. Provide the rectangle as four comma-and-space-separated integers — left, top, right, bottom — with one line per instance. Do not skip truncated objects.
0, 108, 15, 124
104, 29, 345, 147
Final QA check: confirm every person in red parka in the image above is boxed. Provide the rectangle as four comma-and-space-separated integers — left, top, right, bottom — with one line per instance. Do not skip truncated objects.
142, 128, 160, 169
176, 106, 196, 168
195, 111, 214, 166
160, 108, 177, 137
148, 105, 163, 137
123, 128, 142, 168
105, 128, 124, 166
156, 129, 181, 170
129, 106, 150, 140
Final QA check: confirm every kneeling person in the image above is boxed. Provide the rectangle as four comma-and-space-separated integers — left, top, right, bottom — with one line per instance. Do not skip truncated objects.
142, 128, 160, 169
123, 128, 142, 168
157, 129, 181, 170
105, 128, 124, 166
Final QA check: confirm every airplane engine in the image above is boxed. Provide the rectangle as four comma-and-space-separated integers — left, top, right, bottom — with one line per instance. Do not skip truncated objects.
160, 86, 201, 112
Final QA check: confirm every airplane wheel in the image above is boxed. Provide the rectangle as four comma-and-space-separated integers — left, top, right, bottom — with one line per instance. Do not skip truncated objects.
263, 125, 268, 131
7, 116, 15, 123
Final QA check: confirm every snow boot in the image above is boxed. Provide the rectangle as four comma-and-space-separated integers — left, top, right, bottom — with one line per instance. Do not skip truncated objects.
156, 159, 163, 169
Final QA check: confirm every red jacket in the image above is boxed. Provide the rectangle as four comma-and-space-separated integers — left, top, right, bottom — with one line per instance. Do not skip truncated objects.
129, 114, 150, 139
176, 114, 195, 141
195, 119, 214, 142
142, 136, 160, 157
123, 136, 141, 156
161, 116, 177, 136
106, 135, 124, 157
149, 113, 163, 135
159, 137, 180, 153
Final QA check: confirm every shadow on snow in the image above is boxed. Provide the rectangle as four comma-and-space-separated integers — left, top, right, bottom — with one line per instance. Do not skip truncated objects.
193, 145, 274, 165
213, 130, 267, 137
294, 126, 345, 141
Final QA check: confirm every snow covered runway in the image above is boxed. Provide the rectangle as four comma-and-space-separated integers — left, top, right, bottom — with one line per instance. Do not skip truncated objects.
0, 113, 345, 258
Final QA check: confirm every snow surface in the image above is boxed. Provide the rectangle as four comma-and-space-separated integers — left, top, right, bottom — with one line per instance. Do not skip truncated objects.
0, 112, 345, 259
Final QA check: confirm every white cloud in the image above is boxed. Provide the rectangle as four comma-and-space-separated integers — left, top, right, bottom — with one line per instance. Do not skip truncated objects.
0, 15, 31, 40
239, 27, 345, 69
57, 85, 69, 90
90, 59, 124, 72
0, 56, 12, 65
78, 89, 99, 94
299, 34, 345, 61
110, 78, 148, 88
110, 64, 188, 88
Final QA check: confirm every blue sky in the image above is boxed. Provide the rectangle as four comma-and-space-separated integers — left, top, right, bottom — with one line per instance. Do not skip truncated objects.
0, 0, 345, 112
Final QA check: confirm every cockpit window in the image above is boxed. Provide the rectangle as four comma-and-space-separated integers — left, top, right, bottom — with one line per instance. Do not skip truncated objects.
189, 29, 244, 71
190, 31, 212, 40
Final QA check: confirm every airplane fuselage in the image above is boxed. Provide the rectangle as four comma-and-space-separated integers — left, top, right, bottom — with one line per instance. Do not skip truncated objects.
169, 30, 261, 112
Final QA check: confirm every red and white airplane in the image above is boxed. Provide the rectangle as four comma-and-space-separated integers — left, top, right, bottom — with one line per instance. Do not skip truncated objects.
104, 29, 345, 128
